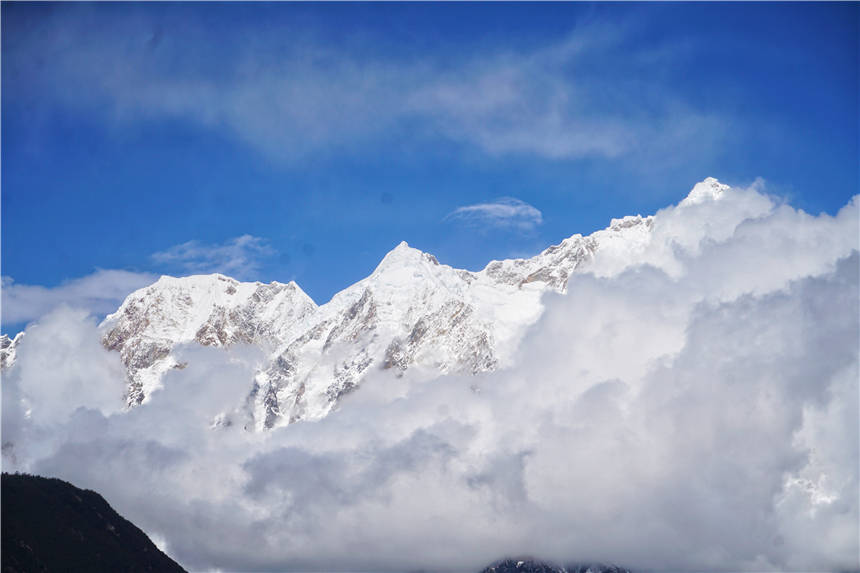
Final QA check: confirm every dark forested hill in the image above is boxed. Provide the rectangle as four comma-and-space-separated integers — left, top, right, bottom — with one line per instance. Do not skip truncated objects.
1, 473, 185, 573
2, 472, 637, 573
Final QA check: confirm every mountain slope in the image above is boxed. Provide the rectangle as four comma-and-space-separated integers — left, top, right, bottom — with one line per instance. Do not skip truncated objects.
1, 473, 186, 573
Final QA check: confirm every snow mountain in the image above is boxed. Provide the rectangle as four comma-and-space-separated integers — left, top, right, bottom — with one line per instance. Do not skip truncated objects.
100, 275, 317, 408
0, 333, 23, 370
100, 232, 599, 430
4, 179, 730, 431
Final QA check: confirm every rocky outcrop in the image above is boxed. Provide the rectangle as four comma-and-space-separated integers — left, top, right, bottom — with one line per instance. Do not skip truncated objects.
0, 333, 23, 370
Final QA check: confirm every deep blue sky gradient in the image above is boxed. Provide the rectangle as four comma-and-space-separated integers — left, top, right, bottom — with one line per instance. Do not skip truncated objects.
2, 2, 858, 321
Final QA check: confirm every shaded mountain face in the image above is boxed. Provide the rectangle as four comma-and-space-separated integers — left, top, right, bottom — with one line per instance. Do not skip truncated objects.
2, 179, 728, 431
1, 473, 186, 573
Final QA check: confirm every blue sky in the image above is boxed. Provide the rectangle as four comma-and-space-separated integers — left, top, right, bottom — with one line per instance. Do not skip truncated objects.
2, 2, 858, 331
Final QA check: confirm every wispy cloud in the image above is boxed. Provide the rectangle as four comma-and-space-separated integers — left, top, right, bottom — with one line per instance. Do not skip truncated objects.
150, 235, 275, 279
5, 7, 723, 163
1, 270, 157, 328
445, 198, 543, 231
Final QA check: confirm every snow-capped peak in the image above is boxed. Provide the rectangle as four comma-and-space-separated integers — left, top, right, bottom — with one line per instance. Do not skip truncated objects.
372, 241, 440, 275
0, 178, 739, 428
681, 177, 729, 206
99, 273, 318, 405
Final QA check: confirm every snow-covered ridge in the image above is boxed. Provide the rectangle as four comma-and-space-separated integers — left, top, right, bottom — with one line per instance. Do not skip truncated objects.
100, 274, 317, 405
100, 232, 604, 428
2, 178, 730, 430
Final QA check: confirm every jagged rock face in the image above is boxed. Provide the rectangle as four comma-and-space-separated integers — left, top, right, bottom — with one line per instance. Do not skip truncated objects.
484, 235, 597, 291
0, 333, 23, 370
100, 274, 317, 406
384, 300, 497, 375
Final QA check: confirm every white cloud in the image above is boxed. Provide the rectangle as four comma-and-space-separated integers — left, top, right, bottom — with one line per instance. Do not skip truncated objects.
445, 198, 543, 231
150, 234, 274, 279
8, 11, 723, 163
406, 30, 722, 162
1, 270, 156, 328
6, 307, 126, 426
0, 235, 274, 331
2, 185, 857, 572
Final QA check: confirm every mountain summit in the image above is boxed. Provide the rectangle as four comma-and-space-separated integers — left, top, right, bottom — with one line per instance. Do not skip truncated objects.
4, 179, 730, 430
680, 176, 730, 206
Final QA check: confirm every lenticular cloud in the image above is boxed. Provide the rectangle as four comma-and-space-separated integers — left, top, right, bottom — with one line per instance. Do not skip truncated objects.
2, 185, 858, 572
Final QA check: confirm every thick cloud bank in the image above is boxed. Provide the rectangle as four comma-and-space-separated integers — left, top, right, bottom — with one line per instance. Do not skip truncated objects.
2, 186, 858, 572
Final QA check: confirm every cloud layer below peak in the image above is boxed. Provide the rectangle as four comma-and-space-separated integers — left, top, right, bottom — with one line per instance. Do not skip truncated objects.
2, 185, 858, 572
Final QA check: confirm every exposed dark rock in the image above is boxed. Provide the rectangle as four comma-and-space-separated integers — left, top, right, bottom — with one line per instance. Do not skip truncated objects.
263, 384, 282, 429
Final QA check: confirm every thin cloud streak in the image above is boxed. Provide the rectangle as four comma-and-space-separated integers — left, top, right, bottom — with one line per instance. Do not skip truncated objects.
6, 8, 725, 163
445, 198, 544, 231
150, 234, 275, 279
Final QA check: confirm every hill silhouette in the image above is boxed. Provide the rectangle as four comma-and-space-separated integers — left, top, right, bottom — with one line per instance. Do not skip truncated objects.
2, 472, 185, 573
